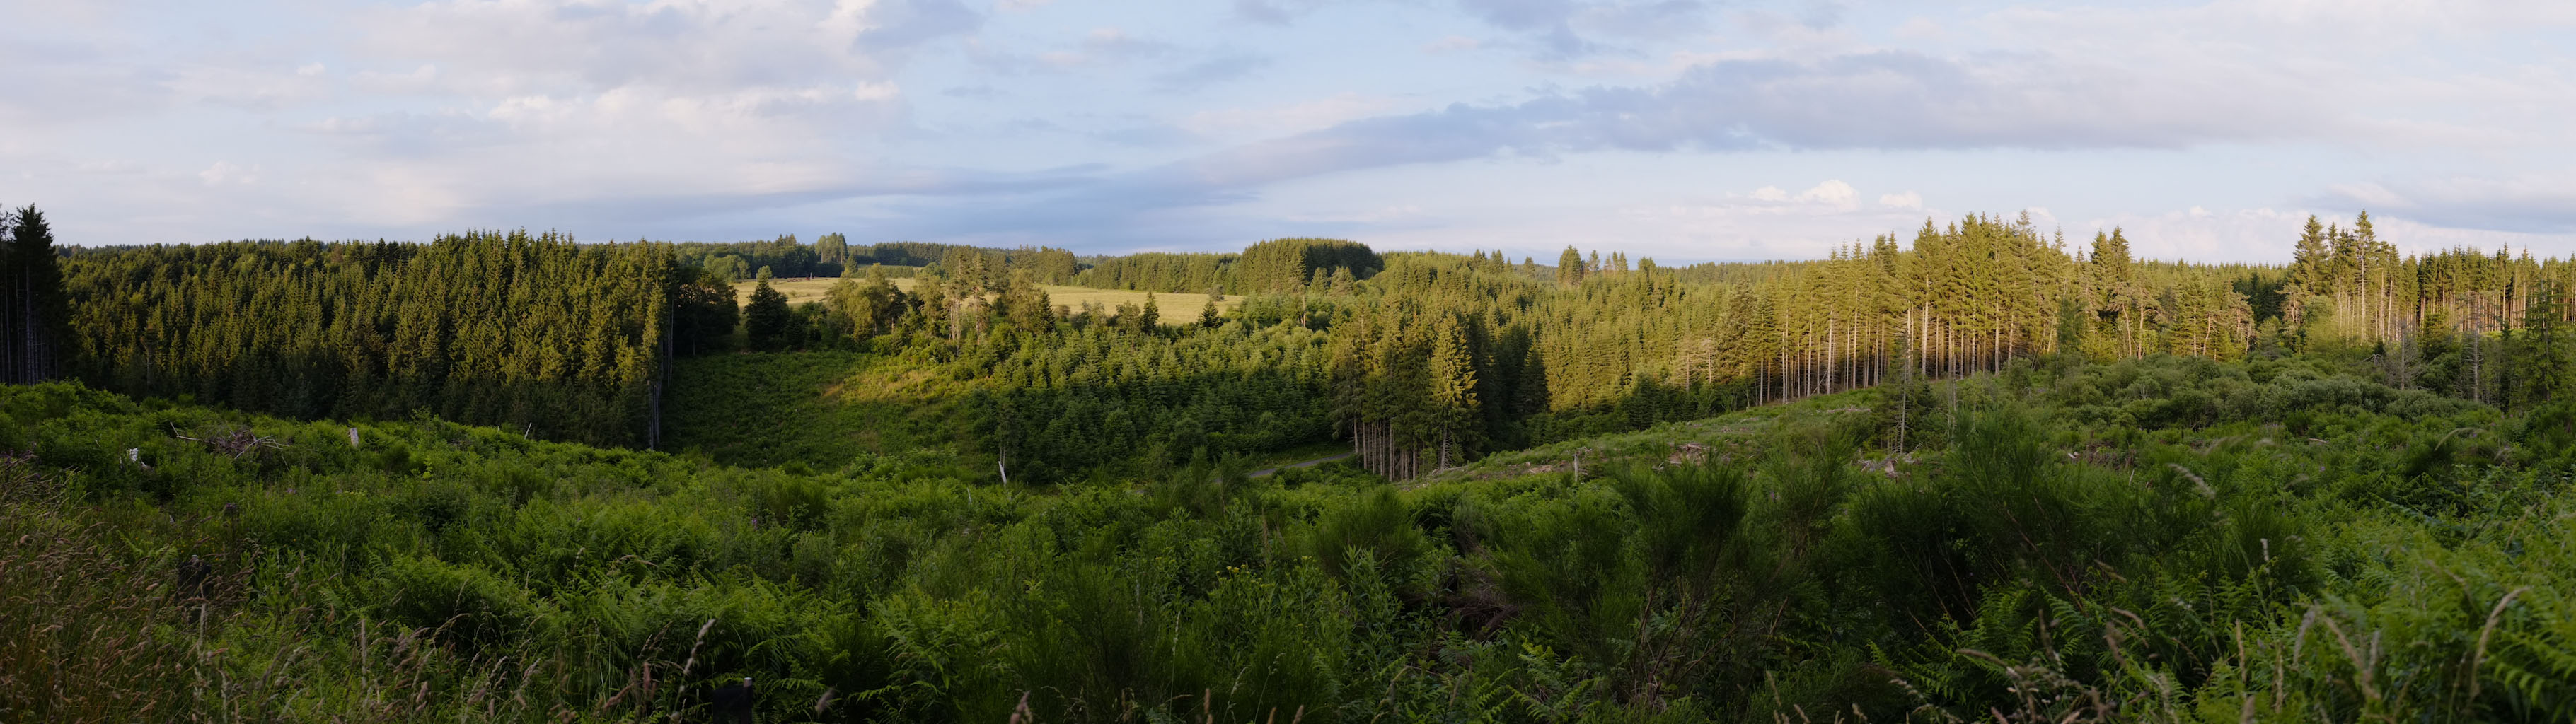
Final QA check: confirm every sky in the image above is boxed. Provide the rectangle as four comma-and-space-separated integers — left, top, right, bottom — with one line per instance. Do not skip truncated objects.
4, 0, 2575, 264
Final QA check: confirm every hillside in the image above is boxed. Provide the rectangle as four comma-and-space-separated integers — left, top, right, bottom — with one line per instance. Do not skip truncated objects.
10, 354, 2576, 721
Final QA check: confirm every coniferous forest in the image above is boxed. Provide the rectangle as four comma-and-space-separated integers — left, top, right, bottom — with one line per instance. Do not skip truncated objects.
14, 208, 2576, 722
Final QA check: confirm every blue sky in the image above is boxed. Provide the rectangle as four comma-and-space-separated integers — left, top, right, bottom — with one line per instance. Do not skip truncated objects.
5, 0, 2574, 263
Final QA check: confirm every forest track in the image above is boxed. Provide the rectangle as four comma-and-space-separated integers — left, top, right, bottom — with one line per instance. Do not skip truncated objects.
1245, 452, 1353, 478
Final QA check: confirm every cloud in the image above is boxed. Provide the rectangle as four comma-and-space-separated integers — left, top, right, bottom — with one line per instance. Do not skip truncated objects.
1796, 179, 1856, 208
1423, 35, 1482, 52
1155, 53, 1269, 91
2318, 177, 2576, 234
1180, 93, 1400, 140
2060, 203, 2570, 264
1232, 0, 1309, 25
13, 0, 2576, 256
359, 0, 977, 96
1037, 28, 1174, 68
0, 40, 177, 126
1092, 45, 2330, 204
197, 162, 259, 187
1456, 0, 1712, 59
1090, 123, 1196, 148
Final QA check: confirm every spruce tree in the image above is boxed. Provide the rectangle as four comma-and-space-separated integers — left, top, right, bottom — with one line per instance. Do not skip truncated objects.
1427, 315, 1479, 467
2519, 279, 2569, 406
743, 276, 792, 351
2, 206, 67, 384
671, 266, 739, 355
2292, 215, 2330, 295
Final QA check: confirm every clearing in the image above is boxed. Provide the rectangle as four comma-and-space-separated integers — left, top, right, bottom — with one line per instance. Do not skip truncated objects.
734, 276, 1242, 317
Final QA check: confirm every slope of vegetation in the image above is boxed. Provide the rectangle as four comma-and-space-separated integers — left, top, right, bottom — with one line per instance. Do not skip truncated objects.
23, 206, 2576, 722
11, 352, 2576, 722
52, 214, 2576, 485
666, 212, 2576, 482
659, 350, 969, 469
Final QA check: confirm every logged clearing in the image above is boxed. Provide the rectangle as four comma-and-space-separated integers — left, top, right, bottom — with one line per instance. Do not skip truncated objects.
733, 277, 1242, 317
733, 277, 848, 304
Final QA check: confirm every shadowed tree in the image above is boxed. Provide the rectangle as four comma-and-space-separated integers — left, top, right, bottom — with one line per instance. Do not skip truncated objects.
742, 272, 792, 351
1, 206, 68, 385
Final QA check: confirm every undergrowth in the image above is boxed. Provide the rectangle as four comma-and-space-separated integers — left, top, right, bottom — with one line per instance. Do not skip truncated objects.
5, 355, 2575, 721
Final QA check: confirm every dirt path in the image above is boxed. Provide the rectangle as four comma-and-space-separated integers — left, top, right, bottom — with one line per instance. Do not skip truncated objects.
1245, 452, 1353, 478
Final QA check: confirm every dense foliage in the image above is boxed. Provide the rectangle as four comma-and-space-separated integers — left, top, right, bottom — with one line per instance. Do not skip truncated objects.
57, 232, 689, 447
11, 353, 2576, 722
1070, 238, 1382, 293
671, 236, 1081, 284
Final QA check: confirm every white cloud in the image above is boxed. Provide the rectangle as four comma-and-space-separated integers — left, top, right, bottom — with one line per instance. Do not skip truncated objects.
2061, 203, 2569, 264
1796, 179, 1856, 208
1637, 180, 1897, 228
197, 162, 258, 187
1878, 191, 1922, 209
2319, 175, 2576, 233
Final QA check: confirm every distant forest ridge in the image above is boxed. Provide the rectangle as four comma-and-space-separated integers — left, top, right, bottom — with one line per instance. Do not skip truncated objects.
36, 211, 2576, 479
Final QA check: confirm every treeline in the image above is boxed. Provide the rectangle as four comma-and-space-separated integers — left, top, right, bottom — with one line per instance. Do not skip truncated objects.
45, 228, 1377, 462
1320, 212, 2576, 479
44, 210, 2576, 478
1070, 238, 1382, 293
58, 232, 711, 447
670, 235, 1082, 284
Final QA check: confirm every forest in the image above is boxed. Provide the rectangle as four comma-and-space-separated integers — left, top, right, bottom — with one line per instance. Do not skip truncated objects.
9, 207, 2576, 721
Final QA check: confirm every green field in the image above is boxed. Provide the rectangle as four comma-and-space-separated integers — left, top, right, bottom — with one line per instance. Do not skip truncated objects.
733, 276, 1242, 317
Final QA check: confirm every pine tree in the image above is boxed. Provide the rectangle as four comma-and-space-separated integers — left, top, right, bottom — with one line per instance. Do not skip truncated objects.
816, 232, 849, 272
1557, 247, 1586, 287
2519, 279, 2569, 406
2292, 216, 2331, 295
671, 266, 739, 355
2, 206, 67, 384
1427, 314, 1479, 468
743, 277, 792, 351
